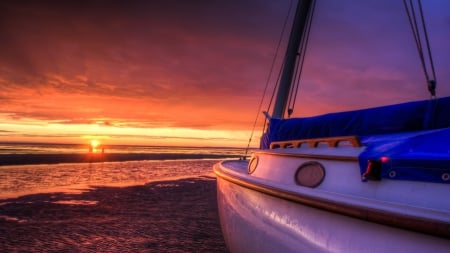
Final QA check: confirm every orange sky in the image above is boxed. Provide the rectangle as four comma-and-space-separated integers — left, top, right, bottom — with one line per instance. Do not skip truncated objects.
1, 0, 449, 147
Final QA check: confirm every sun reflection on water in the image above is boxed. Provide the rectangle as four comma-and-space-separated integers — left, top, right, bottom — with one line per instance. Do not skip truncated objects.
0, 160, 217, 200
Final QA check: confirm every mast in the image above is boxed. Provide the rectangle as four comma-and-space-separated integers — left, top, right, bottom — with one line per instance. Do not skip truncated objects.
272, 0, 313, 119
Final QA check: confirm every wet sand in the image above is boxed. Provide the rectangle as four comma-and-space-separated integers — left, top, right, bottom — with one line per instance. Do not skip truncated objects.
0, 176, 228, 252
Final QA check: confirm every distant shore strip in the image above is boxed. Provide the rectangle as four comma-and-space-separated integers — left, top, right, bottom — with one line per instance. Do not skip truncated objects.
0, 153, 241, 166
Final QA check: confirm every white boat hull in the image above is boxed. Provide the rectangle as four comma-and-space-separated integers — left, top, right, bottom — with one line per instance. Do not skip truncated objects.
215, 157, 450, 253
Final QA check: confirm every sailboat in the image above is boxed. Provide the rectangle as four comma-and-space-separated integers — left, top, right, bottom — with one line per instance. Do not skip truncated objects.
213, 0, 450, 252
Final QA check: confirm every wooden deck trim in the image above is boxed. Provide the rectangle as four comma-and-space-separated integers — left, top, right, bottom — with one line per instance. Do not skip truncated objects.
254, 150, 359, 162
214, 163, 450, 239
270, 135, 362, 149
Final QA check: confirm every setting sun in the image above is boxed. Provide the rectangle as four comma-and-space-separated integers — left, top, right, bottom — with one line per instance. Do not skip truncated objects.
91, 140, 100, 148
89, 139, 101, 153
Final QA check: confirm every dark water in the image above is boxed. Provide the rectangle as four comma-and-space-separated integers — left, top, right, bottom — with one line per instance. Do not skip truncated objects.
0, 159, 230, 252
0, 143, 245, 166
0, 142, 244, 156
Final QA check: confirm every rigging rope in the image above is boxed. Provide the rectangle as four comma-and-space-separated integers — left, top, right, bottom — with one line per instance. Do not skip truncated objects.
287, 0, 316, 117
403, 0, 437, 97
244, 0, 294, 157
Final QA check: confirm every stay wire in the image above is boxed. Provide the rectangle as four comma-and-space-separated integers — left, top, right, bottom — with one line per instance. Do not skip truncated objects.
268, 60, 287, 121
406, 0, 428, 80
418, 1, 437, 90
244, 0, 295, 157
264, 0, 296, 122
403, 0, 437, 97
287, 53, 301, 117
288, 0, 316, 117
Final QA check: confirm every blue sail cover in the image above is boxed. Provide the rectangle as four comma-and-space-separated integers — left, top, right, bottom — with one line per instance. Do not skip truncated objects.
358, 128, 450, 184
262, 96, 450, 184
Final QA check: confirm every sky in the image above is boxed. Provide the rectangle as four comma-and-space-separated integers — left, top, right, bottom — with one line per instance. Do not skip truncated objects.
0, 0, 449, 147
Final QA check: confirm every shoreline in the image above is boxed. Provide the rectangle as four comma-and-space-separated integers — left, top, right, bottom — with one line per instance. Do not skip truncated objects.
0, 153, 241, 166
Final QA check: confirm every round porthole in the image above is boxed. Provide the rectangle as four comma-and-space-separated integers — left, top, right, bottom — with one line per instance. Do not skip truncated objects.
295, 161, 325, 188
248, 156, 259, 174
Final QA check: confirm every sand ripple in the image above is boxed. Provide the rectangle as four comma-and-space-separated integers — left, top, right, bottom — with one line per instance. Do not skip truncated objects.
0, 176, 228, 252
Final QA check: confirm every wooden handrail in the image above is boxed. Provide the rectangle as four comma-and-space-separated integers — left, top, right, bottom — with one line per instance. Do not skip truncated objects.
270, 136, 362, 149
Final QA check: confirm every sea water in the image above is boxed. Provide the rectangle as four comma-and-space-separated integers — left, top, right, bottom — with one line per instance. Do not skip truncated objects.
0, 159, 222, 199
0, 143, 245, 199
0, 142, 243, 156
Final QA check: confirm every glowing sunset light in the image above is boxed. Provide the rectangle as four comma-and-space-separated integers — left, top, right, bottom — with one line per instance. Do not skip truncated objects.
90, 140, 100, 149
0, 0, 449, 147
0, 119, 256, 147
89, 139, 101, 153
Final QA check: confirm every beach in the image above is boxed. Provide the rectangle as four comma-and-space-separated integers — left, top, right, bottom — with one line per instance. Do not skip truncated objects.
0, 159, 230, 252
0, 176, 227, 252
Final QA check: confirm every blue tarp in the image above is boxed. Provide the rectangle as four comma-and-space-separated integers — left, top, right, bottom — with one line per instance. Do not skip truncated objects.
262, 96, 450, 184
358, 128, 450, 183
